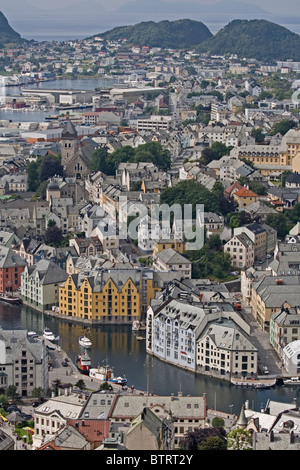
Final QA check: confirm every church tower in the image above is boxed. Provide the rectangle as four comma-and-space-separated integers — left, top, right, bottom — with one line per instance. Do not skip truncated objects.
61, 119, 78, 172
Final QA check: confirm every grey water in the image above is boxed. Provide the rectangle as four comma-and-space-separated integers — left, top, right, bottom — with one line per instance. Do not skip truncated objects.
1, 302, 300, 416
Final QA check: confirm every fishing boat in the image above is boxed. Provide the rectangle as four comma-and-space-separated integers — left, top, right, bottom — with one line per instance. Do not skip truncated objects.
89, 363, 114, 382
79, 335, 92, 348
283, 377, 300, 386
43, 328, 56, 342
231, 376, 277, 389
76, 351, 91, 375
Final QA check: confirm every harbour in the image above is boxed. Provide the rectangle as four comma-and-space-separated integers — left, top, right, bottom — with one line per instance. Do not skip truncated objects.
1, 302, 300, 417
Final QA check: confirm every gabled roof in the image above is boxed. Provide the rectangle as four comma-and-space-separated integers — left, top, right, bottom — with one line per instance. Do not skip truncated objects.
234, 187, 258, 198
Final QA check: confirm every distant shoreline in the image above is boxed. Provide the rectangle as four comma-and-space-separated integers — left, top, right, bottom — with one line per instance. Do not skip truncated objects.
16, 21, 300, 42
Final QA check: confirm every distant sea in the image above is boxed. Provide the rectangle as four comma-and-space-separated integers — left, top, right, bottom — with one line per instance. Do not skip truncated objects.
16, 19, 300, 42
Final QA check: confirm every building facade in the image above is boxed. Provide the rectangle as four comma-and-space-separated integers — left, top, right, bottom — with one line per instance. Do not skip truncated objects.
0, 328, 48, 398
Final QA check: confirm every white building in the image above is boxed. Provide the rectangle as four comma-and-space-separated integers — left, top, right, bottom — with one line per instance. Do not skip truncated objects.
146, 298, 257, 379
32, 387, 86, 449
152, 248, 192, 279
21, 259, 68, 311
282, 340, 300, 375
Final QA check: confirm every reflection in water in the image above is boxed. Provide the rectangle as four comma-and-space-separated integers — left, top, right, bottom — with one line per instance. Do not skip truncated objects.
1, 304, 300, 415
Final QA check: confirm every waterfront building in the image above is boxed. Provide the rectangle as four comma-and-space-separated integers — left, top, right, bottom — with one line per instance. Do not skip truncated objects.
0, 245, 27, 293
196, 317, 257, 379
58, 267, 161, 323
0, 327, 48, 398
146, 297, 256, 380
21, 259, 68, 311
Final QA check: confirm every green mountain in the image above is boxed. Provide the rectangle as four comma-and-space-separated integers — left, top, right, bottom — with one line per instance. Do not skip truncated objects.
0, 11, 22, 46
197, 19, 300, 61
98, 19, 213, 49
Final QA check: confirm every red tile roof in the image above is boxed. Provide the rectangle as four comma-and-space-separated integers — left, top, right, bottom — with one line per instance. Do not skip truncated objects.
234, 187, 258, 198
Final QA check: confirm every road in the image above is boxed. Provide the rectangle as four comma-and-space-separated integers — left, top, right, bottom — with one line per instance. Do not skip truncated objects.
239, 300, 284, 377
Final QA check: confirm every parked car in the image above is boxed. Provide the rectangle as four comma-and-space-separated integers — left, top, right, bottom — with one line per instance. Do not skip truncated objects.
6, 404, 21, 413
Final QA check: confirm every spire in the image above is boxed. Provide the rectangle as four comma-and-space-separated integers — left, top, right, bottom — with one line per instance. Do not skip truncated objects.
236, 404, 247, 428
62, 119, 77, 139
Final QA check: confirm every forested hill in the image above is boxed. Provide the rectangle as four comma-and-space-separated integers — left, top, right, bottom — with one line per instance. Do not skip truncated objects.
196, 19, 300, 61
0, 11, 23, 47
97, 19, 213, 48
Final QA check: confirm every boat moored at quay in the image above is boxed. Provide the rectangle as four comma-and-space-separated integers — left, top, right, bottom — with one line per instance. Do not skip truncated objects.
231, 376, 277, 389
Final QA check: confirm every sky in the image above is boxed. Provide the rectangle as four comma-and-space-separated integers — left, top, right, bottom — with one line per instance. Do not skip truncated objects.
23, 0, 300, 16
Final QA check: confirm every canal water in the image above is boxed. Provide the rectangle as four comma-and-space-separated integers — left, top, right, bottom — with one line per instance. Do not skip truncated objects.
1, 303, 300, 416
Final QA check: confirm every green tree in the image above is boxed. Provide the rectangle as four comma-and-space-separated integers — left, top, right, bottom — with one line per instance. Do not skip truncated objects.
75, 379, 86, 390
99, 381, 113, 391
269, 119, 297, 136
251, 128, 265, 143
183, 426, 227, 450
45, 225, 63, 246
27, 161, 40, 191
198, 436, 227, 450
227, 428, 252, 450
134, 142, 171, 170
212, 416, 225, 428
40, 156, 63, 181
6, 385, 18, 401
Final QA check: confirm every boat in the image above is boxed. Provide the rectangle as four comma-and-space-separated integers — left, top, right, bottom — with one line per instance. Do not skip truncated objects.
27, 331, 38, 339
0, 294, 22, 305
79, 335, 92, 348
231, 376, 277, 389
43, 328, 56, 342
283, 377, 300, 386
89, 364, 114, 382
76, 351, 91, 375
108, 376, 127, 386
132, 320, 140, 331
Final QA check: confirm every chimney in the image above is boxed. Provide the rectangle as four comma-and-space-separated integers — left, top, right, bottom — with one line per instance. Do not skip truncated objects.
290, 431, 295, 444
269, 431, 274, 442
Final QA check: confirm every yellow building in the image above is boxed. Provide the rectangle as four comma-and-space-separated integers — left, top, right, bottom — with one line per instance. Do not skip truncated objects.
152, 237, 186, 257
233, 186, 258, 209
59, 268, 162, 324
251, 276, 300, 331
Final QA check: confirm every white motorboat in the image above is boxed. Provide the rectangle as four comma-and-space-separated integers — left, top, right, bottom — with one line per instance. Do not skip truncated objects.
283, 377, 300, 386
43, 328, 56, 342
79, 336, 92, 348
